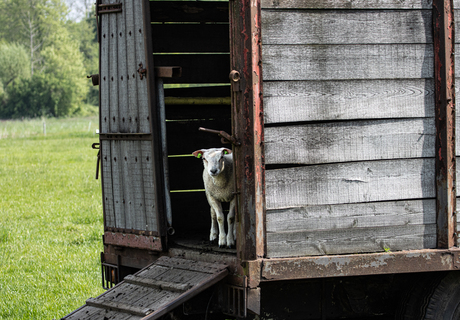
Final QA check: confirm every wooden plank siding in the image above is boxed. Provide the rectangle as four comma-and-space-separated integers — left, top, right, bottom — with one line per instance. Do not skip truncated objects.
262, 2, 440, 257
261, 0, 436, 9
265, 118, 436, 165
99, 0, 160, 234
264, 79, 435, 124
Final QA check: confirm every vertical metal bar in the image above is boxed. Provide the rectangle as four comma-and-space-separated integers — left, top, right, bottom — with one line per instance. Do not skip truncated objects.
142, 0, 166, 244
101, 252, 105, 289
433, 0, 456, 248
156, 78, 173, 231
231, 0, 265, 262
98, 0, 108, 244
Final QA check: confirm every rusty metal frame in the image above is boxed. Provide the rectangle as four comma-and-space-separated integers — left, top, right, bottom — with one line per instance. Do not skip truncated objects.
433, 0, 457, 249
101, 252, 120, 289
105, 226, 159, 236
104, 231, 162, 251
260, 249, 460, 281
98, 3, 122, 14
230, 0, 265, 263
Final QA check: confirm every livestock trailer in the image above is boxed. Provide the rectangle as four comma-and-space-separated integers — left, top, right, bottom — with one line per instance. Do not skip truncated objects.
64, 0, 460, 319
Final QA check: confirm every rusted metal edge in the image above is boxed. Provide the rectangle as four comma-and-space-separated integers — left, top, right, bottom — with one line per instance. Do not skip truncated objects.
433, 0, 456, 248
104, 231, 162, 251
104, 227, 159, 236
97, 3, 123, 14
260, 249, 460, 281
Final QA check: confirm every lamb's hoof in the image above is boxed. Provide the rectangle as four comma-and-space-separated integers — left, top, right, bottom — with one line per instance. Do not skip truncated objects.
209, 239, 217, 245
219, 244, 226, 249
227, 244, 234, 249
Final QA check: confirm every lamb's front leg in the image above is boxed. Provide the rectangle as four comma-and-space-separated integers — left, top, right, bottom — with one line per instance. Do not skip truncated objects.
207, 195, 227, 247
226, 198, 236, 249
209, 206, 218, 244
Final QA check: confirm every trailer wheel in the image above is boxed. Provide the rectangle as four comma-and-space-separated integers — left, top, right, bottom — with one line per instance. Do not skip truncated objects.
397, 272, 460, 320
423, 272, 460, 320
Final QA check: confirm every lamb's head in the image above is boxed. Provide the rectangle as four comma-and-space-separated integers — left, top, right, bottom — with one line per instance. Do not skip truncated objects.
193, 148, 232, 177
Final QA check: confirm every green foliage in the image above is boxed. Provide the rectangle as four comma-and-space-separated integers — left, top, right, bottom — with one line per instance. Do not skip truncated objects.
41, 26, 89, 112
0, 0, 98, 119
1, 72, 81, 118
66, 7, 99, 106
0, 43, 31, 87
0, 117, 104, 319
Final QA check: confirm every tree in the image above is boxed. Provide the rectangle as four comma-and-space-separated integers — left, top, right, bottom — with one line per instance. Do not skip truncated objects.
40, 25, 88, 116
67, 6, 99, 106
0, 0, 69, 76
0, 0, 97, 118
0, 43, 31, 88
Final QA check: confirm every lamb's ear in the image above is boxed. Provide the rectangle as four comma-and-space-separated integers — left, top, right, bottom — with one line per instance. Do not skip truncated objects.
192, 150, 204, 158
222, 148, 232, 155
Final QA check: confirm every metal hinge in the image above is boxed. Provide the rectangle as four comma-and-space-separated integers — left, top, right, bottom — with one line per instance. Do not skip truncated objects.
138, 63, 147, 80
97, 3, 122, 15
95, 0, 122, 43
87, 74, 99, 86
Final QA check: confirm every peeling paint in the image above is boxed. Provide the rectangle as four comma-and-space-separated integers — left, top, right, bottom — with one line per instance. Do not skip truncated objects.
260, 249, 460, 281
433, 0, 457, 249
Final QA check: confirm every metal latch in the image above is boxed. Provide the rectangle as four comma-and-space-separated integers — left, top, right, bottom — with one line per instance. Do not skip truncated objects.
229, 70, 241, 92
138, 63, 147, 80
92, 143, 100, 180
199, 127, 241, 146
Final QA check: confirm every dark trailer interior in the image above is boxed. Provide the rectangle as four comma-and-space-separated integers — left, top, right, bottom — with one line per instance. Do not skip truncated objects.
152, 0, 233, 244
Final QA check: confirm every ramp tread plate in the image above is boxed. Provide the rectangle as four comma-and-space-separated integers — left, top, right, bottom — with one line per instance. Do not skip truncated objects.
61, 256, 228, 320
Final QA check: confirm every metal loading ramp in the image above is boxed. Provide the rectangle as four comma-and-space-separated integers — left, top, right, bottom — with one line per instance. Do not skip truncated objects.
62, 257, 229, 320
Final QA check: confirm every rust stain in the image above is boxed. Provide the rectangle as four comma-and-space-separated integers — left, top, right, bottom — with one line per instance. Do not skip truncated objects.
261, 249, 460, 281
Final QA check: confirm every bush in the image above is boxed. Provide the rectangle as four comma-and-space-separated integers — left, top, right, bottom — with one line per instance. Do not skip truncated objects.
0, 73, 76, 119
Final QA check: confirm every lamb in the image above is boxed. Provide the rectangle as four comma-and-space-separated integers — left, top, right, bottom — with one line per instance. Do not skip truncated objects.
193, 147, 236, 249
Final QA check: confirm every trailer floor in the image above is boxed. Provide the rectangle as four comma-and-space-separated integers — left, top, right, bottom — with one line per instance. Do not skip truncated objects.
171, 235, 237, 255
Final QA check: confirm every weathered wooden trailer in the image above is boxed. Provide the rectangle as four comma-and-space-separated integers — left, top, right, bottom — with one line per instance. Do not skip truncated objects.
64, 0, 460, 319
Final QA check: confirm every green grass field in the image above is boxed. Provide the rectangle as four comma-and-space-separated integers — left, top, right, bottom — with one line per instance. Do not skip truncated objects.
0, 117, 105, 319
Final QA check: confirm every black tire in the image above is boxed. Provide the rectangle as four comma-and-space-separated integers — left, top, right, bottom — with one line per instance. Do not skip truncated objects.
397, 271, 460, 320
424, 272, 460, 320
396, 273, 445, 320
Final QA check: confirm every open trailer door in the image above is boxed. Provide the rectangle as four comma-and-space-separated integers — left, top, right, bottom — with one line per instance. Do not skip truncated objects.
96, 0, 166, 271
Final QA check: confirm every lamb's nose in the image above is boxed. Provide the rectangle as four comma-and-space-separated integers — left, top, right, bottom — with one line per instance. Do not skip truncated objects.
210, 168, 218, 175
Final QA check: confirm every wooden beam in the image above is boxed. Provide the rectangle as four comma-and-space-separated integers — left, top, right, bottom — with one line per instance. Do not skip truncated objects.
231, 0, 265, 261
433, 0, 457, 248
